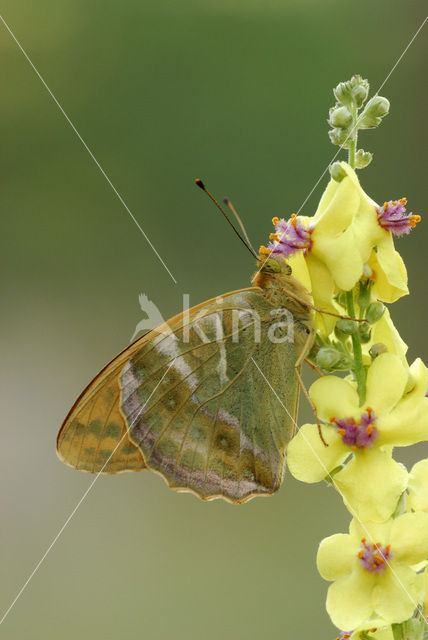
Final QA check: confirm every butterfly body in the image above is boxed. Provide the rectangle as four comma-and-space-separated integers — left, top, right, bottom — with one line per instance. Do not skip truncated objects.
57, 259, 314, 503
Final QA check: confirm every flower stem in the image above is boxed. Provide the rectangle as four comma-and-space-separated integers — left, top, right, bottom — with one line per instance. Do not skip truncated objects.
346, 289, 366, 404
348, 104, 358, 169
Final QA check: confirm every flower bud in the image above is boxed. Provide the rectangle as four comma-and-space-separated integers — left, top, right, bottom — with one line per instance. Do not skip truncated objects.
333, 75, 369, 108
335, 318, 357, 335
366, 301, 385, 324
328, 105, 353, 128
329, 161, 347, 182
328, 127, 351, 148
316, 347, 343, 371
355, 149, 373, 169
358, 322, 371, 343
369, 342, 388, 359
359, 96, 390, 129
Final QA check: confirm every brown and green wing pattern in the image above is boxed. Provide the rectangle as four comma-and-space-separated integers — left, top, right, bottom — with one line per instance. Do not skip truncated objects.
57, 340, 147, 474
120, 290, 302, 503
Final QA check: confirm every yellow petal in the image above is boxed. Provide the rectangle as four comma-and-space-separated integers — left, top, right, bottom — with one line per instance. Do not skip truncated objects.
365, 308, 408, 366
317, 533, 357, 580
378, 397, 428, 447
326, 568, 374, 630
313, 174, 359, 233
309, 376, 359, 422
406, 358, 428, 400
312, 228, 364, 291
376, 234, 409, 295
407, 459, 428, 512
305, 253, 338, 336
349, 518, 392, 546
333, 450, 408, 522
287, 249, 312, 292
390, 512, 428, 564
365, 353, 408, 416
369, 247, 408, 303
287, 423, 348, 483
372, 562, 423, 624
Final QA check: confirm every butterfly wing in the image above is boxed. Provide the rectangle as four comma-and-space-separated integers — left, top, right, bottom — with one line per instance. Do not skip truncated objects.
120, 289, 304, 503
58, 287, 305, 503
57, 288, 260, 475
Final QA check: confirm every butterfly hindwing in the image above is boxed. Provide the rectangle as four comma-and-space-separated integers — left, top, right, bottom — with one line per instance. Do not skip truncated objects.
120, 288, 303, 503
57, 287, 306, 503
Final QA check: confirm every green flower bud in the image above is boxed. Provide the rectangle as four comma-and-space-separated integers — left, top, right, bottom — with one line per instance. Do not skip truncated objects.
359, 96, 390, 129
316, 347, 343, 371
328, 127, 352, 148
354, 149, 373, 169
335, 318, 357, 335
328, 105, 353, 128
333, 75, 369, 109
369, 342, 388, 360
329, 161, 347, 182
358, 322, 371, 343
366, 301, 385, 324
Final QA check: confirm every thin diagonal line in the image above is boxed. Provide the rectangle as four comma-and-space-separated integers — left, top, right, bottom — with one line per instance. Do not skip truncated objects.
257, 14, 427, 276
251, 357, 428, 625
0, 14, 177, 285
0, 359, 176, 626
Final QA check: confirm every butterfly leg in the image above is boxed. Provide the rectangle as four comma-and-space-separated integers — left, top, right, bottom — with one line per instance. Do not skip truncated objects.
304, 358, 323, 377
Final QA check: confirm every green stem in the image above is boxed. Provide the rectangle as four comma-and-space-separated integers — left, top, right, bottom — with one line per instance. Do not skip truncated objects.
346, 290, 366, 405
348, 104, 358, 168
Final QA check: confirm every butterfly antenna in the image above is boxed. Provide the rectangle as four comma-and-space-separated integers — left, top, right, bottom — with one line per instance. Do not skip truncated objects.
223, 197, 257, 257
195, 179, 258, 259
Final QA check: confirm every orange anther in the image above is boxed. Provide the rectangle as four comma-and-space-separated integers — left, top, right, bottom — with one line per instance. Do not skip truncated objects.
409, 214, 421, 228
337, 428, 346, 436
384, 202, 389, 210
330, 416, 336, 423
374, 554, 385, 564
393, 201, 397, 206
358, 550, 364, 559
269, 233, 279, 241
272, 216, 279, 225
259, 245, 270, 255
366, 424, 373, 435
290, 213, 298, 228
399, 197, 407, 204
385, 544, 391, 553
361, 538, 366, 544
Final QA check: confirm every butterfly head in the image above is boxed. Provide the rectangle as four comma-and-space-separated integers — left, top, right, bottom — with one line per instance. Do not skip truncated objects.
253, 255, 313, 324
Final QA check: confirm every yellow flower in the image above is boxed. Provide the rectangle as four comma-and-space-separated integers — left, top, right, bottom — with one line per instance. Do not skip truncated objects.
317, 513, 428, 630
407, 459, 428, 513
262, 163, 412, 334
287, 354, 428, 521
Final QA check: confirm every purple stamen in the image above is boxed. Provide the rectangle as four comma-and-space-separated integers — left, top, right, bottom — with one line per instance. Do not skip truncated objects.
267, 214, 312, 259
331, 408, 378, 449
377, 199, 421, 237
358, 539, 391, 574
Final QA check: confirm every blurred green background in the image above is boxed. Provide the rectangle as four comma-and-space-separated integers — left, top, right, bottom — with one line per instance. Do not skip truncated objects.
1, 1, 427, 638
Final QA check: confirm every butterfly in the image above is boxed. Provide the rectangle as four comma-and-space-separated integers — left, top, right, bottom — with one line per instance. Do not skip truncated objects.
57, 182, 317, 504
